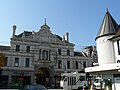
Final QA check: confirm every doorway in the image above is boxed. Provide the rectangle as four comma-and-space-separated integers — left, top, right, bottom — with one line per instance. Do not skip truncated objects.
35, 68, 50, 87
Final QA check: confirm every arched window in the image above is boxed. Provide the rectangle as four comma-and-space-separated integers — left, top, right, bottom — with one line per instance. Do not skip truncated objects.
46, 50, 48, 60
42, 50, 48, 60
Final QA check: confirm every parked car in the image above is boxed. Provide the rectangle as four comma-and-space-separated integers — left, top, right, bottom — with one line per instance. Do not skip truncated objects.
24, 84, 47, 90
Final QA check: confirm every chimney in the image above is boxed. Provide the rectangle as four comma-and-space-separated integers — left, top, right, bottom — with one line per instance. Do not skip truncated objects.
65, 32, 69, 42
12, 25, 17, 38
62, 35, 65, 41
22, 31, 25, 38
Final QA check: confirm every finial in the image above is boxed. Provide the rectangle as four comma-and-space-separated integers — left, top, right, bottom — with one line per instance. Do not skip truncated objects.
13, 25, 17, 30
106, 8, 109, 12
45, 18, 47, 25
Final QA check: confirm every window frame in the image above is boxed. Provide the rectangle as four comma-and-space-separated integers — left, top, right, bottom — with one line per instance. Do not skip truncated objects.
58, 49, 61, 55
25, 58, 30, 67
67, 49, 70, 56
14, 57, 19, 67
26, 46, 30, 52
58, 60, 62, 68
75, 61, 78, 69
117, 40, 120, 55
16, 45, 20, 52
67, 60, 70, 69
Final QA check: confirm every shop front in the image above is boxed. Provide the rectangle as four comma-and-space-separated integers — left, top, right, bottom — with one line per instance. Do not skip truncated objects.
11, 71, 33, 87
0, 70, 34, 88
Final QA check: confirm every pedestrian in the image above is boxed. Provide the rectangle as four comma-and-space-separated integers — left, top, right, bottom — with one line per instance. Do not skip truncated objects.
82, 83, 86, 90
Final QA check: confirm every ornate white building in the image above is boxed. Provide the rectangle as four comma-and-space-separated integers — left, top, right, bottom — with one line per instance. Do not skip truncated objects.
0, 22, 97, 88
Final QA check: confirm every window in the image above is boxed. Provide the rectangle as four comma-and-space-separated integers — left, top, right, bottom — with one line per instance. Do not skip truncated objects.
67, 61, 70, 69
58, 49, 61, 55
42, 50, 46, 60
67, 49, 70, 56
39, 49, 41, 60
49, 50, 50, 60
42, 50, 48, 60
25, 58, 30, 67
16, 45, 20, 52
117, 40, 120, 55
83, 61, 86, 68
26, 46, 30, 52
76, 61, 78, 69
4, 57, 8, 66
68, 77, 76, 85
58, 60, 62, 68
14, 58, 19, 67
46, 50, 48, 60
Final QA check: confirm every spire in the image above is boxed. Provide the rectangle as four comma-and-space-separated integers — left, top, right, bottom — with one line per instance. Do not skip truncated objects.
45, 18, 47, 25
40, 18, 50, 30
106, 8, 109, 12
95, 10, 119, 40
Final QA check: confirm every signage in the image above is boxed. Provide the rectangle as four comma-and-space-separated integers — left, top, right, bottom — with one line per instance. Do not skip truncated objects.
12, 71, 30, 76
0, 52, 5, 67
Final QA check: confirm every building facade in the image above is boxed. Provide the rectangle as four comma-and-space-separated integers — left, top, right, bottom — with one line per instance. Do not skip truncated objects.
0, 22, 96, 88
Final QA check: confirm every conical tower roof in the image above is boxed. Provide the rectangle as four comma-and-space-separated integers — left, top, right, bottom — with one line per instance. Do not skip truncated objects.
95, 10, 119, 40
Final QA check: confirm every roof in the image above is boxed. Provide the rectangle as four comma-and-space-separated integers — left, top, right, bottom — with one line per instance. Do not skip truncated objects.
16, 31, 32, 38
56, 35, 62, 40
74, 51, 84, 56
0, 45, 10, 51
95, 10, 119, 40
109, 29, 120, 40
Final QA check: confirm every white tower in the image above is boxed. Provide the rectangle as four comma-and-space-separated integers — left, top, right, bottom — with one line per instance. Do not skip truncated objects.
95, 10, 119, 65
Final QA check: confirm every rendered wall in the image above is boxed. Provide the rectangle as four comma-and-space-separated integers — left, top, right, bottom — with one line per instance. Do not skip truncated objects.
96, 36, 115, 65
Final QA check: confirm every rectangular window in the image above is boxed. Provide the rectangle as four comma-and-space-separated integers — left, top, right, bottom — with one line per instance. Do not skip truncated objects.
14, 58, 19, 67
58, 49, 61, 55
67, 61, 70, 69
58, 60, 62, 68
4, 57, 8, 66
39, 49, 41, 60
67, 50, 70, 56
49, 50, 50, 60
25, 58, 30, 67
83, 61, 86, 68
117, 40, 120, 55
16, 45, 20, 52
76, 61, 78, 69
26, 46, 30, 52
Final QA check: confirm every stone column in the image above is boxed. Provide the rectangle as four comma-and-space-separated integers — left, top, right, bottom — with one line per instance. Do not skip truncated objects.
8, 70, 12, 87
31, 71, 35, 84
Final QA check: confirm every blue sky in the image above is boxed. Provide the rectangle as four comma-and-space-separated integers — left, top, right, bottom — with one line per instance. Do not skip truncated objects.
0, 0, 120, 50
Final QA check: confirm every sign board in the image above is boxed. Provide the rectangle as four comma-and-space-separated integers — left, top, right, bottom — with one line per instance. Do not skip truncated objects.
0, 52, 5, 67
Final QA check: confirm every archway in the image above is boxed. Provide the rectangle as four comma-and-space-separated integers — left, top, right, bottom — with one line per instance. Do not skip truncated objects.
35, 67, 50, 87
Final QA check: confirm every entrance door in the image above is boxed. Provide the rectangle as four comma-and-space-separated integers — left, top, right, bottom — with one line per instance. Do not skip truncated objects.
35, 68, 50, 87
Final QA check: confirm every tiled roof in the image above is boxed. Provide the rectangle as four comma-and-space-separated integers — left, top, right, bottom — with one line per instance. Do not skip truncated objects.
96, 10, 119, 40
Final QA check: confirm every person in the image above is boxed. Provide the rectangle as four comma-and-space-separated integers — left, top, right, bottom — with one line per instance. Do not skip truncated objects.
82, 83, 86, 90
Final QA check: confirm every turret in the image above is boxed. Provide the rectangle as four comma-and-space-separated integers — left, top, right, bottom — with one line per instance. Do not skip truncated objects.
12, 25, 17, 38
95, 10, 119, 65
